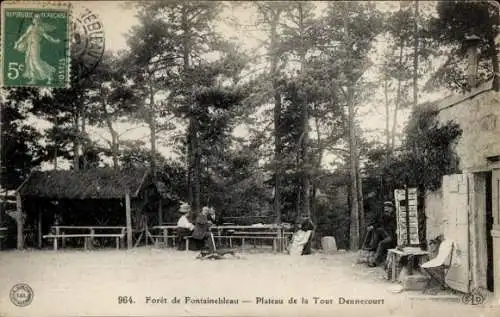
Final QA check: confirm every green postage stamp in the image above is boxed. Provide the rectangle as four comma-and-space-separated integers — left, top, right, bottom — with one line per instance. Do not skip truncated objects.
1, 2, 71, 88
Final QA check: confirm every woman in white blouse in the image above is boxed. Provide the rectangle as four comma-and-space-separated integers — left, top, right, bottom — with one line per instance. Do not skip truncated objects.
176, 203, 194, 250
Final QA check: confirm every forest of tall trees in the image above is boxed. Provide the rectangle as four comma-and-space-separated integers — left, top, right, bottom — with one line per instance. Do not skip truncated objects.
1, 1, 498, 250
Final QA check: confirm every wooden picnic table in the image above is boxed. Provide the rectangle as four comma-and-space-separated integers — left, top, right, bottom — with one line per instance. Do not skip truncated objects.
152, 224, 292, 252
43, 226, 127, 250
213, 224, 286, 249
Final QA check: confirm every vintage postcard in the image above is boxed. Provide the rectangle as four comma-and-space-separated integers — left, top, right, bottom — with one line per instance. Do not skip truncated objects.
0, 1, 499, 317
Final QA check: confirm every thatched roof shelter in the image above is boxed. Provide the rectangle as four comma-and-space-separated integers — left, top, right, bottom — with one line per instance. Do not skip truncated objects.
13, 168, 175, 250
17, 168, 150, 199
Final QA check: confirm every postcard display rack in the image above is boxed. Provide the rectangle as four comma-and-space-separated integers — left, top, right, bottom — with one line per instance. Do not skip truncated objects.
394, 188, 419, 246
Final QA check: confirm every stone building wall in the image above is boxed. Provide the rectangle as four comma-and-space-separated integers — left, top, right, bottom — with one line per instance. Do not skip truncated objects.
424, 88, 499, 293
424, 189, 444, 242
436, 89, 500, 171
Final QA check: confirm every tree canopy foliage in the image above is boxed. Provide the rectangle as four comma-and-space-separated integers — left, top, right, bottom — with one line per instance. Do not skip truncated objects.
1, 0, 488, 250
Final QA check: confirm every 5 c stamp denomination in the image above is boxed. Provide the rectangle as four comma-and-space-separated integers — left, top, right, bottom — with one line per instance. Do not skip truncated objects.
1, 2, 71, 88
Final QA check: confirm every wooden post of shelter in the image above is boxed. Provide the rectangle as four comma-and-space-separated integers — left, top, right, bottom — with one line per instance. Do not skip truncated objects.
0, 195, 3, 250
16, 192, 24, 250
125, 193, 132, 249
38, 208, 42, 249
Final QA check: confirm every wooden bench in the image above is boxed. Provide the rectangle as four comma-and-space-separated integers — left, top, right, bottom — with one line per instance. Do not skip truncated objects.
210, 234, 282, 251
0, 227, 7, 239
43, 233, 125, 250
212, 225, 292, 252
151, 225, 178, 248
229, 231, 283, 250
43, 226, 126, 250
151, 234, 178, 248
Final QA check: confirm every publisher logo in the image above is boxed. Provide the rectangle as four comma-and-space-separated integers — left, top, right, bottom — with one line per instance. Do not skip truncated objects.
462, 289, 485, 305
10, 283, 34, 307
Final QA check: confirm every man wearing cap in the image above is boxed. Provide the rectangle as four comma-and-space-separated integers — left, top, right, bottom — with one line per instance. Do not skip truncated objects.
366, 201, 397, 267
176, 203, 195, 250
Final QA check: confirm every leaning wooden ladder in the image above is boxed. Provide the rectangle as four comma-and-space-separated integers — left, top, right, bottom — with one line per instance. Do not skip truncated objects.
133, 215, 155, 247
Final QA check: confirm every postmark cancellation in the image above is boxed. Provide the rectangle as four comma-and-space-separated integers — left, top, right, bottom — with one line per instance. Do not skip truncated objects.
1, 2, 71, 88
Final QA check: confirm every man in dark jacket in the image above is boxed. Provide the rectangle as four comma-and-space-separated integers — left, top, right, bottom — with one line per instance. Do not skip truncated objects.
367, 201, 397, 267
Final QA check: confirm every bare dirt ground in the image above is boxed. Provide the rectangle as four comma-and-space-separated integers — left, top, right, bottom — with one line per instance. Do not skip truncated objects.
0, 247, 497, 317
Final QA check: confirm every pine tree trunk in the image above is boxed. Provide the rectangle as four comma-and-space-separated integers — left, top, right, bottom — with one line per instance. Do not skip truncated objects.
193, 125, 201, 214
107, 121, 119, 170
181, 6, 200, 214
384, 77, 390, 155
391, 44, 404, 150
312, 110, 324, 222
356, 152, 365, 242
187, 124, 193, 205
149, 87, 157, 179
73, 114, 80, 171
343, 9, 360, 251
269, 8, 283, 224
347, 87, 359, 250
54, 147, 58, 169
296, 151, 301, 222
16, 193, 24, 250
103, 101, 119, 170
149, 117, 157, 178
412, 0, 419, 106
273, 89, 282, 224
81, 115, 87, 169
298, 3, 310, 219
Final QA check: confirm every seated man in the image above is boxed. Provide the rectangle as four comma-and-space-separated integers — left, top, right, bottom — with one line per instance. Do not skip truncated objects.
367, 201, 397, 267
176, 203, 195, 250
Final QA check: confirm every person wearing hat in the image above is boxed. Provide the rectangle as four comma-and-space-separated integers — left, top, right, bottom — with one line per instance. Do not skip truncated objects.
176, 203, 195, 250
191, 206, 216, 251
366, 201, 397, 267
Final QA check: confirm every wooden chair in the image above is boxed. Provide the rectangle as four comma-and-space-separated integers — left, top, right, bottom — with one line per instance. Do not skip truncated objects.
420, 239, 454, 294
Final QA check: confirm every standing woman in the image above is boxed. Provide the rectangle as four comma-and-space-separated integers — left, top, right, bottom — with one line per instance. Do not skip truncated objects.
192, 207, 215, 251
